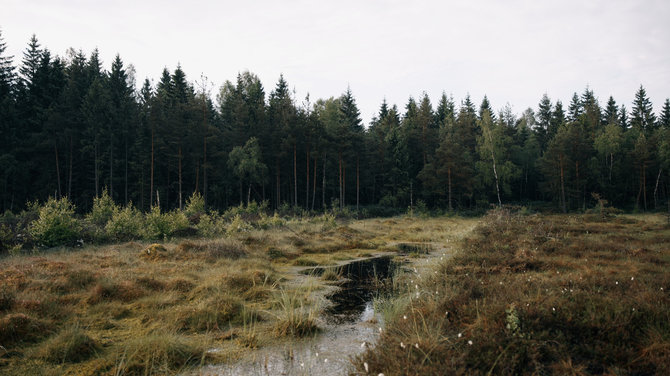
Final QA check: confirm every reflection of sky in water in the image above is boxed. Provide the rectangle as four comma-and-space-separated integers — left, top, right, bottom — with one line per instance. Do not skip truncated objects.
198, 311, 381, 376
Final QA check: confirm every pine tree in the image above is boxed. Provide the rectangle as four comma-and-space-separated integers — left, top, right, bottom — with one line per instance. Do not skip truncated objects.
339, 87, 363, 210
268, 74, 297, 208
603, 96, 619, 126
0, 28, 15, 99
658, 98, 670, 128
536, 94, 552, 149
568, 93, 582, 122
580, 87, 601, 136
619, 104, 629, 129
550, 100, 565, 139
478, 95, 495, 121
631, 85, 656, 132
435, 92, 455, 128
0, 28, 18, 211
19, 34, 41, 91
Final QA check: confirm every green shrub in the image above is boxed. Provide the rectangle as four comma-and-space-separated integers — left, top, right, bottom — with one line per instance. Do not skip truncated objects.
195, 213, 226, 237
105, 204, 143, 241
86, 189, 118, 227
29, 197, 81, 247
257, 212, 285, 229
184, 192, 205, 218
142, 207, 190, 240
226, 214, 252, 235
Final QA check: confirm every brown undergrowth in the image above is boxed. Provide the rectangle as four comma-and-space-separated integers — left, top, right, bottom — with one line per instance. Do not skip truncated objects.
354, 211, 670, 375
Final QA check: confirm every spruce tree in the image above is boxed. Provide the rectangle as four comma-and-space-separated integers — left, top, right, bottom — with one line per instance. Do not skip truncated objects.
658, 98, 670, 128
631, 85, 656, 132
435, 92, 455, 128
478, 95, 495, 121
603, 96, 619, 126
19, 34, 41, 90
0, 28, 15, 99
536, 94, 552, 149
568, 93, 582, 122
550, 100, 565, 138
619, 104, 629, 129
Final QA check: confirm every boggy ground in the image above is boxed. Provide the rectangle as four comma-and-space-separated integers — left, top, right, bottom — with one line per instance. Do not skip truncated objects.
354, 211, 670, 376
0, 215, 476, 375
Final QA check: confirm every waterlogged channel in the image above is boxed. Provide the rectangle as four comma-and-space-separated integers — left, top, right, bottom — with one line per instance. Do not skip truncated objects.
197, 255, 399, 376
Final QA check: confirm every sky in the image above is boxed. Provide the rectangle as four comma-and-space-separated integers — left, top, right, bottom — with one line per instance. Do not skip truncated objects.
2, 0, 669, 125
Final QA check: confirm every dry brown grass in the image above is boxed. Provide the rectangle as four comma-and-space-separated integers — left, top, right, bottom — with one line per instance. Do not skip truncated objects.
0, 214, 482, 374
355, 211, 670, 375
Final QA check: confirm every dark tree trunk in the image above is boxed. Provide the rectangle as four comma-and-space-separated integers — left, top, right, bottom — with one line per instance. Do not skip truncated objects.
68, 135, 73, 199
150, 127, 154, 207
54, 143, 61, 198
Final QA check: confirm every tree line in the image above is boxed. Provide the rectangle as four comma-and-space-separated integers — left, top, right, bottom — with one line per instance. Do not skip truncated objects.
1, 31, 670, 214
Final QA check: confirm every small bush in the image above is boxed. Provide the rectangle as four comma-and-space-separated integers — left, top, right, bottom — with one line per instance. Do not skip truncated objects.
195, 212, 226, 237
38, 326, 100, 363
226, 214, 252, 235
142, 207, 190, 240
29, 197, 81, 247
105, 204, 143, 241
183, 192, 205, 219
257, 212, 285, 229
86, 189, 118, 227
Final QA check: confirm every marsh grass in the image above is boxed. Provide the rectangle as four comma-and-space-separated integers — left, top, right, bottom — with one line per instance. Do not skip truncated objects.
37, 325, 100, 363
0, 214, 481, 374
271, 285, 320, 337
355, 212, 670, 375
113, 331, 210, 375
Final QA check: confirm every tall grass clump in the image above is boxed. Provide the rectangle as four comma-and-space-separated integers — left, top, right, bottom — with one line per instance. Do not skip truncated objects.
272, 287, 320, 337
29, 197, 81, 247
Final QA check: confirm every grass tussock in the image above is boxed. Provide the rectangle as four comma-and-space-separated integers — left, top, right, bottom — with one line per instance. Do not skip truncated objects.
355, 210, 670, 375
87, 279, 144, 304
37, 325, 100, 363
272, 288, 320, 337
0, 313, 50, 346
114, 332, 210, 375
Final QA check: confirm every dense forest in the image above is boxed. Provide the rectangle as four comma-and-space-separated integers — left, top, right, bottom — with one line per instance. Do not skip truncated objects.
1, 31, 670, 215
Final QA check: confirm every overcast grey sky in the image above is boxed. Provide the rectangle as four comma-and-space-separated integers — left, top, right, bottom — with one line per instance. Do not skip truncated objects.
2, 0, 669, 124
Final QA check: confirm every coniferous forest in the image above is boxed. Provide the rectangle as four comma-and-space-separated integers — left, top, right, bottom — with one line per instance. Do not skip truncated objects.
2, 31, 670, 215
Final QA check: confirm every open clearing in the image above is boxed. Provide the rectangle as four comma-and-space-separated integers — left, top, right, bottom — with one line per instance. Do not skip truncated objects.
2, 212, 669, 375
